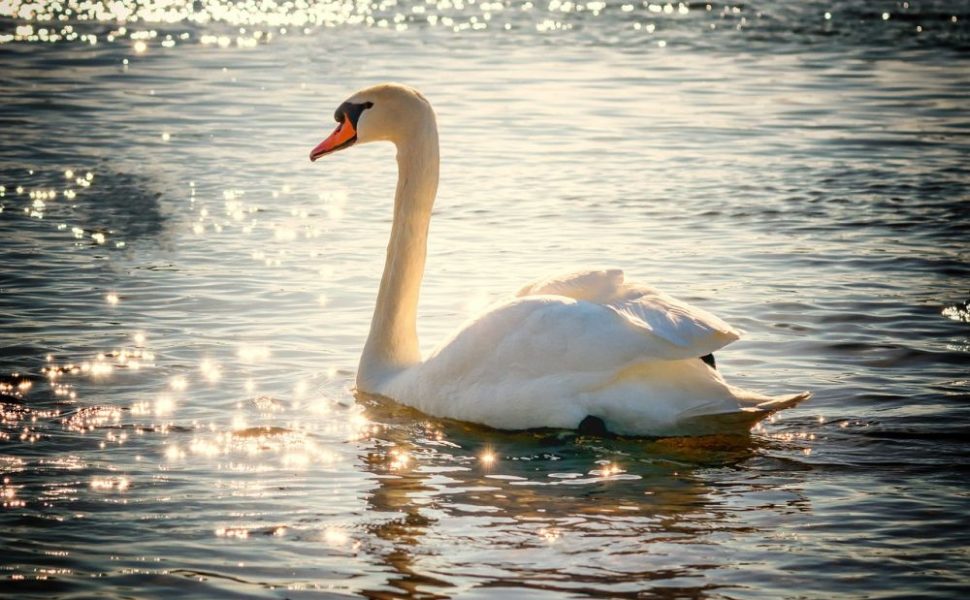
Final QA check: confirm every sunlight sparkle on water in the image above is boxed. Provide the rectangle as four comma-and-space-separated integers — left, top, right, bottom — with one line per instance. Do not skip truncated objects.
165, 444, 185, 461
323, 528, 349, 546
154, 394, 176, 416
2, 482, 25, 509
479, 449, 497, 468
388, 447, 412, 470
281, 450, 311, 469
237, 344, 271, 363
539, 527, 561, 543
593, 462, 623, 478
87, 358, 113, 378
231, 414, 248, 432
215, 527, 249, 539
199, 359, 222, 383
942, 301, 970, 323
90, 476, 130, 492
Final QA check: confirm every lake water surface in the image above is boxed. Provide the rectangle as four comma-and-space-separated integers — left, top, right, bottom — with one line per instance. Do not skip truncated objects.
1, 1, 969, 598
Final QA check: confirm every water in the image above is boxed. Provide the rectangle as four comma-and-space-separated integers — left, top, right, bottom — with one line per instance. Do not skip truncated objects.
1, 1, 969, 597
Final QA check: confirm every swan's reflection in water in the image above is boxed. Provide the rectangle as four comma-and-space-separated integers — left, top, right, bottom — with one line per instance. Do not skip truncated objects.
354, 391, 809, 598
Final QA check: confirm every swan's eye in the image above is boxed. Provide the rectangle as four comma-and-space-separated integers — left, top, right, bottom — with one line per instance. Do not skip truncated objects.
333, 101, 374, 128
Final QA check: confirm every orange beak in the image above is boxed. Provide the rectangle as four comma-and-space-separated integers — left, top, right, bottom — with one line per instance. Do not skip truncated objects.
310, 116, 357, 161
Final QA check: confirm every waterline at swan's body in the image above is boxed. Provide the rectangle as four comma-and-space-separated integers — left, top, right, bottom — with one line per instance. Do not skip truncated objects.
310, 83, 809, 437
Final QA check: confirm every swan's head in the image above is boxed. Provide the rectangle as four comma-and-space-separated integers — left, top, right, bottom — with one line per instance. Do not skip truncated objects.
309, 83, 435, 161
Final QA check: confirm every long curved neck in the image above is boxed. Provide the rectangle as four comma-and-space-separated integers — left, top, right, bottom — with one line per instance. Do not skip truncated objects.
358, 117, 439, 390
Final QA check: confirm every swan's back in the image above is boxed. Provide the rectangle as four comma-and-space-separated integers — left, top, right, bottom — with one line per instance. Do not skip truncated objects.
381, 278, 808, 436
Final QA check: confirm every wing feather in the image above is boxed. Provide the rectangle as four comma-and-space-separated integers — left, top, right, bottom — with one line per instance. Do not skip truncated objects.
517, 268, 739, 358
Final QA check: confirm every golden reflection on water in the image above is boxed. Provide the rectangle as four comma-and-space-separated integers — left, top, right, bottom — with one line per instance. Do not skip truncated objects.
342, 393, 786, 596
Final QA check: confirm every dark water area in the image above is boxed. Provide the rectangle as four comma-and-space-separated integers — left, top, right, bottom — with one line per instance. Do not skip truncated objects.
1, 1, 969, 598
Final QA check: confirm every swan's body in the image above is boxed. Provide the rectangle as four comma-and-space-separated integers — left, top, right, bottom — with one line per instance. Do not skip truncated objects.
310, 83, 808, 437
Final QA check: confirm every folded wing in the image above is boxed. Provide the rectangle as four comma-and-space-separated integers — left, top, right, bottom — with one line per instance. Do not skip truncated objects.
518, 268, 740, 360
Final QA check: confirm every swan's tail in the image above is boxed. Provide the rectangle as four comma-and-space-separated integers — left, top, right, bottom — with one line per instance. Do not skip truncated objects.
680, 391, 811, 435
752, 390, 811, 413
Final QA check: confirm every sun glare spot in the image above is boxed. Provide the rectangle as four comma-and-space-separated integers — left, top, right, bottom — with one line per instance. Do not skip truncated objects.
346, 412, 372, 440
165, 444, 184, 461
231, 414, 248, 431
388, 448, 411, 470
600, 462, 621, 477
479, 449, 497, 467
216, 527, 249, 539
190, 438, 220, 458
91, 476, 130, 491
323, 528, 349, 546
90, 360, 113, 377
199, 359, 222, 383
154, 394, 176, 416
282, 451, 310, 469
273, 226, 297, 242
237, 345, 271, 363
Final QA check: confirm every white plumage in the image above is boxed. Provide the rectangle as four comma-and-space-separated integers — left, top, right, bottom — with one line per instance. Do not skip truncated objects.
310, 83, 809, 437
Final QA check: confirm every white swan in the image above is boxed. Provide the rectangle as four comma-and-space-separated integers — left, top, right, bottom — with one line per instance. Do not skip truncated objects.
310, 83, 809, 437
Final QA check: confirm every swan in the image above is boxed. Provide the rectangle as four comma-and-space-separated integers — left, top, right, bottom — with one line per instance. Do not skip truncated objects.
309, 83, 809, 437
